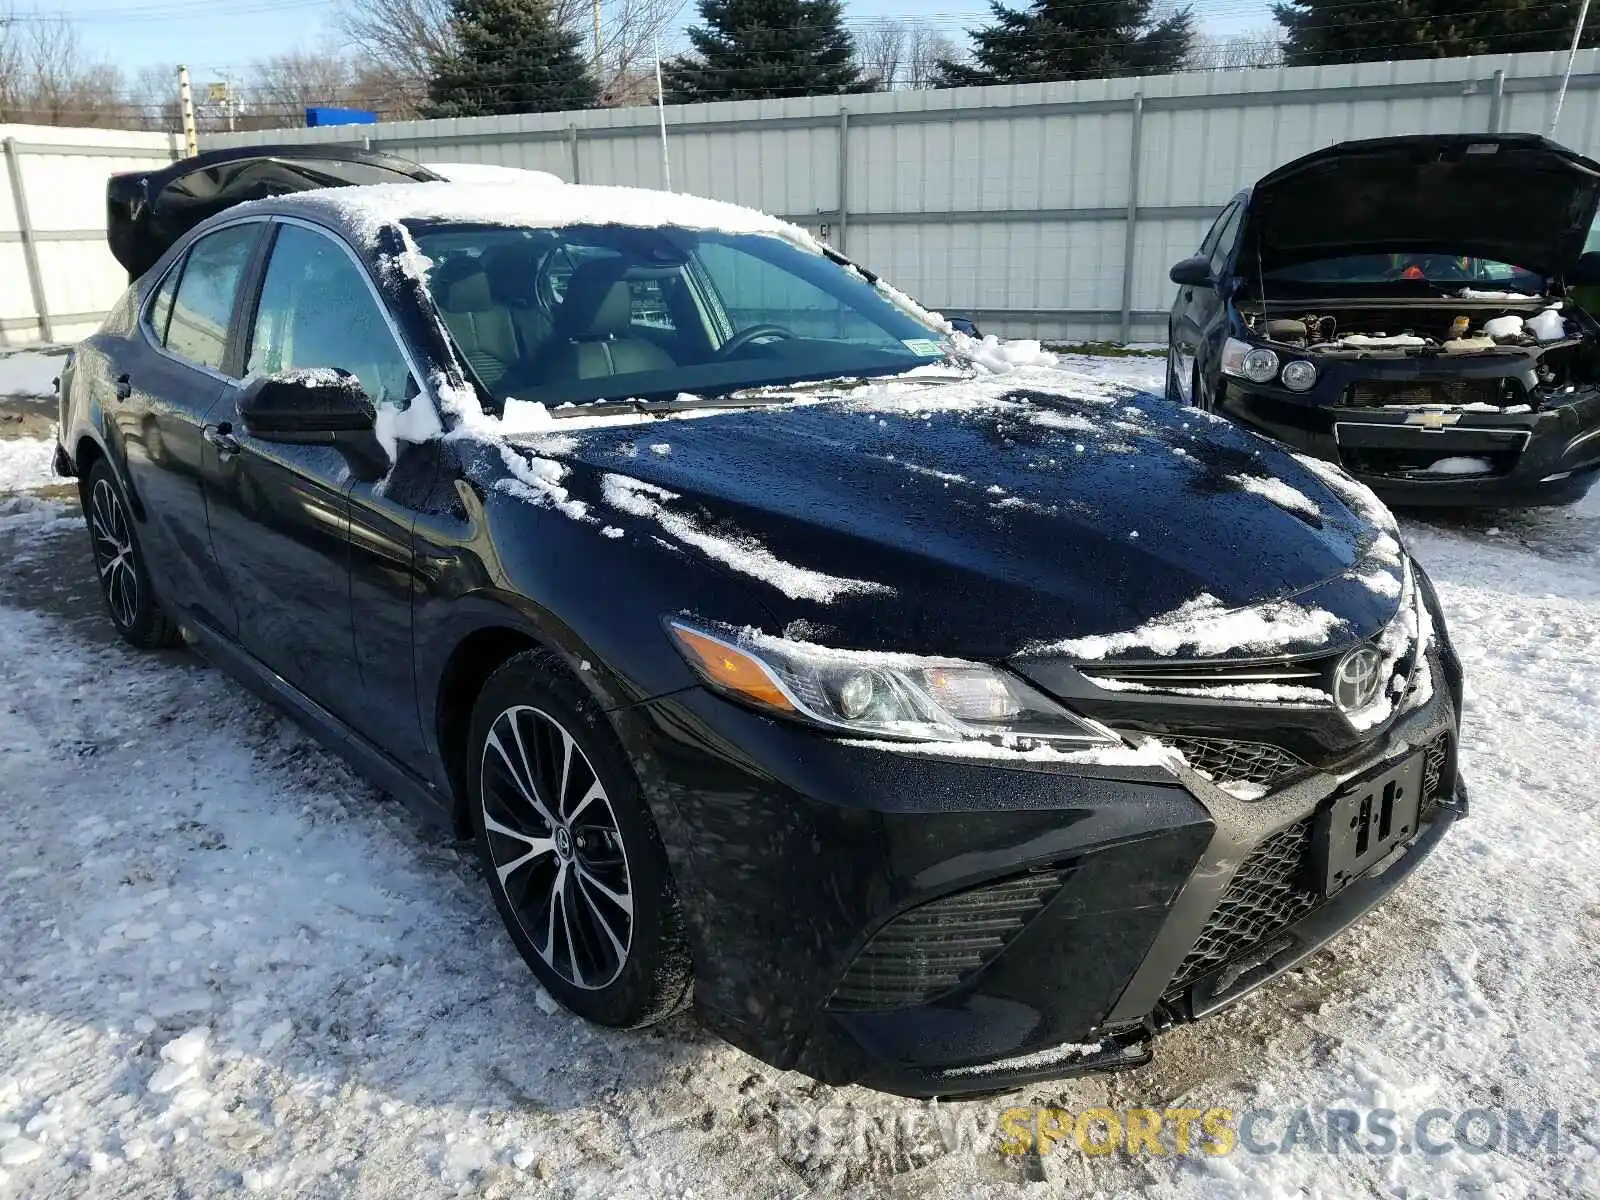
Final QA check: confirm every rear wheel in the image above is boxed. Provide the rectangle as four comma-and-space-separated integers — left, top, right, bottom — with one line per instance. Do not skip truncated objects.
83, 459, 181, 650
466, 651, 690, 1027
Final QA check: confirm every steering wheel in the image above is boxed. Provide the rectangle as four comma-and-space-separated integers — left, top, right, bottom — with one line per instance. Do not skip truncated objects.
718, 323, 795, 358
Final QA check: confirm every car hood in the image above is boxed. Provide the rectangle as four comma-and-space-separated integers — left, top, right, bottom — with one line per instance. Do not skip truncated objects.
510, 378, 1402, 661
1243, 134, 1600, 280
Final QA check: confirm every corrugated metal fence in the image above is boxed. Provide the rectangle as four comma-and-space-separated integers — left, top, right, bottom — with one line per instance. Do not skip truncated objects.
0, 125, 179, 348
5, 50, 1596, 350
205, 48, 1600, 344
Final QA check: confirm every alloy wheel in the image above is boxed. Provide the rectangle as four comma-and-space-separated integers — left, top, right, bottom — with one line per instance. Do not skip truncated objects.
89, 477, 139, 630
479, 705, 634, 990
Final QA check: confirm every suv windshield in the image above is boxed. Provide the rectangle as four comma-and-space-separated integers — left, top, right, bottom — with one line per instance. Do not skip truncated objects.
1266, 252, 1545, 291
409, 222, 949, 407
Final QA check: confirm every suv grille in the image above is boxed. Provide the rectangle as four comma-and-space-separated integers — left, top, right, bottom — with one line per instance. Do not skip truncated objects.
1167, 736, 1309, 789
1346, 379, 1503, 408
830, 872, 1063, 1011
1166, 819, 1320, 1000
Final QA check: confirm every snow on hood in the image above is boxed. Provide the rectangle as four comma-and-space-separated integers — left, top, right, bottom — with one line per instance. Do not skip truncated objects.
472, 359, 1402, 660
1027, 591, 1348, 661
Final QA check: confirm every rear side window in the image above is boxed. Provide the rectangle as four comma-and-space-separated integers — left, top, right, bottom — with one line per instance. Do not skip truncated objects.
165, 224, 259, 371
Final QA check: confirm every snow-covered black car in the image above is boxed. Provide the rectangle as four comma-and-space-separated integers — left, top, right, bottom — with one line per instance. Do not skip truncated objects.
56, 152, 1465, 1097
1166, 134, 1600, 507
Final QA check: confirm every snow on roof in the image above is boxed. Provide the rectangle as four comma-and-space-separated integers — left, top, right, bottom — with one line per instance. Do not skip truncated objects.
267, 180, 822, 254
420, 162, 565, 187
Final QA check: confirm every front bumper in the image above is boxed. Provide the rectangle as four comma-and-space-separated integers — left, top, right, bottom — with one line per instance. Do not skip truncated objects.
1218, 374, 1600, 508
614, 638, 1464, 1098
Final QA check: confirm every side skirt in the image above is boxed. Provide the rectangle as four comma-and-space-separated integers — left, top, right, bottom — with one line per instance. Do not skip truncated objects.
182, 617, 456, 835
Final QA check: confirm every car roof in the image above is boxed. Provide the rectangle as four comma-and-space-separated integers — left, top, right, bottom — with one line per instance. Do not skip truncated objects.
234, 180, 822, 257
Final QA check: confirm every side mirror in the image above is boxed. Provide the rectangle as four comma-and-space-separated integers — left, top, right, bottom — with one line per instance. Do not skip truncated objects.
1570, 251, 1600, 286
947, 315, 983, 338
238, 369, 388, 481
1169, 255, 1215, 289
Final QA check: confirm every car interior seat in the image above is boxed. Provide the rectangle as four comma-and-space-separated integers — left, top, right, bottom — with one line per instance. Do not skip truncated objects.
433, 256, 523, 390
536, 258, 676, 382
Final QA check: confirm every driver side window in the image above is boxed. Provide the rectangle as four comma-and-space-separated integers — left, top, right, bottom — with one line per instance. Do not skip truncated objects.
247, 223, 417, 409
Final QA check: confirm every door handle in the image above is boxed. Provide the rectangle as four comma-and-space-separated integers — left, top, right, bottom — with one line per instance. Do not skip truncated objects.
114, 374, 132, 401
203, 422, 241, 458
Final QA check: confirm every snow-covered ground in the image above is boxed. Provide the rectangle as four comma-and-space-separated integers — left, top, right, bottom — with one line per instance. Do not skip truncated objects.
0, 349, 66, 398
0, 357, 1597, 1197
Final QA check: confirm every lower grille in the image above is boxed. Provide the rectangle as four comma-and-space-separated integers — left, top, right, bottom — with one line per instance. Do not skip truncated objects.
1421, 732, 1452, 819
1166, 819, 1320, 999
1168, 736, 1309, 789
1347, 379, 1503, 408
830, 871, 1063, 1011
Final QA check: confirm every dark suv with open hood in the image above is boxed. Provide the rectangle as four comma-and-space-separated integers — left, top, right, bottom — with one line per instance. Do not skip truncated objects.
1166, 134, 1600, 507
57, 149, 1465, 1097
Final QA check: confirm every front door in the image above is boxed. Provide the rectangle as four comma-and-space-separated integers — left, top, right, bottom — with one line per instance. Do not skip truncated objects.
204, 219, 430, 754
1172, 199, 1242, 408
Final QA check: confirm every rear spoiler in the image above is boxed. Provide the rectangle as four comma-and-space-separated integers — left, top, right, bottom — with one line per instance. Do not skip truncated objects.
107, 144, 443, 280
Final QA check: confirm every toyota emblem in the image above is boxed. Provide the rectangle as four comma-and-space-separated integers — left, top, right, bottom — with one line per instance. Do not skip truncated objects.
1333, 645, 1385, 715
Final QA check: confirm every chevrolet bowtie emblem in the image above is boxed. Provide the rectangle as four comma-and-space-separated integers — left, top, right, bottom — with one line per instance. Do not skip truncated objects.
1405, 410, 1461, 430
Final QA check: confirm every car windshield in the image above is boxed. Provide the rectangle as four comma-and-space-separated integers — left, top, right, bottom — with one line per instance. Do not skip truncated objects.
408, 222, 950, 408
1265, 253, 1546, 291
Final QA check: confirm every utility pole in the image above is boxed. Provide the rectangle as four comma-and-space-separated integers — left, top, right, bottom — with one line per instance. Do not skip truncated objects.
593, 0, 603, 76
1551, 0, 1593, 137
655, 36, 671, 191
178, 65, 198, 158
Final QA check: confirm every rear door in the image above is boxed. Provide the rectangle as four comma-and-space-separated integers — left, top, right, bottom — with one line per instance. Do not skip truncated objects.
106, 220, 266, 634
204, 218, 430, 757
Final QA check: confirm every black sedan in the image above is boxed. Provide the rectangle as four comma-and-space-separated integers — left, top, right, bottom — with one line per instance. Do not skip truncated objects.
1166, 133, 1600, 508
57, 168, 1465, 1097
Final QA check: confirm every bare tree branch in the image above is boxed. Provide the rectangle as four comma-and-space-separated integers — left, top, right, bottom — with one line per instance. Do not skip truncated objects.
337, 0, 687, 114
1186, 29, 1284, 71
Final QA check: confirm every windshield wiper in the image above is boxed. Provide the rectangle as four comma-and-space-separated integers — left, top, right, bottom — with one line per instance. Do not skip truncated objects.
541, 392, 801, 420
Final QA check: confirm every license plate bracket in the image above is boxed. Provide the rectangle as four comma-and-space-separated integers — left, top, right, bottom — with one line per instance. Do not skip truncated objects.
1314, 753, 1424, 897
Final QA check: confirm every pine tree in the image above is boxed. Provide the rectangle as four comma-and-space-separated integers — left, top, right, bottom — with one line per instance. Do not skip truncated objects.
1275, 0, 1599, 67
424, 0, 598, 118
938, 0, 1196, 87
662, 0, 869, 103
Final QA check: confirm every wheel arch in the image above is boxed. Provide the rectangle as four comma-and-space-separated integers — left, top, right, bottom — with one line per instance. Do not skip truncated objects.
427, 598, 647, 840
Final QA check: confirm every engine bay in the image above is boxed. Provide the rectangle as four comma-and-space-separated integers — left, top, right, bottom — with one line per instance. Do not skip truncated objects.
1239, 299, 1600, 409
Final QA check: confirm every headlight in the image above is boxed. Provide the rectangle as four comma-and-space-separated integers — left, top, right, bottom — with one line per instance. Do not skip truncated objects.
667, 618, 1119, 747
1241, 347, 1279, 382
1221, 337, 1280, 383
1281, 359, 1317, 391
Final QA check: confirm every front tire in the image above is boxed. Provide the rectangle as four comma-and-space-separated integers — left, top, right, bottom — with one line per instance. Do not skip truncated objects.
83, 459, 181, 650
466, 651, 691, 1028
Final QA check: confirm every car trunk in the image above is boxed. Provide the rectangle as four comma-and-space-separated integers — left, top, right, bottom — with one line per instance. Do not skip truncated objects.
107, 145, 441, 280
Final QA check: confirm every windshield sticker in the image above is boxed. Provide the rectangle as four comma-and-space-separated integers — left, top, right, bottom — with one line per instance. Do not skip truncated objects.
903, 338, 945, 357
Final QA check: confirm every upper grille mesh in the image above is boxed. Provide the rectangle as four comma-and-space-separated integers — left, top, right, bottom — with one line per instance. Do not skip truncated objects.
1167, 736, 1309, 789
1347, 379, 1502, 408
1166, 818, 1320, 999
830, 872, 1063, 1011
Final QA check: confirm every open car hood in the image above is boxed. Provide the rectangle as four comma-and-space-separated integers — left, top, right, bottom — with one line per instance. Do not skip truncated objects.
107, 145, 442, 280
1241, 134, 1600, 281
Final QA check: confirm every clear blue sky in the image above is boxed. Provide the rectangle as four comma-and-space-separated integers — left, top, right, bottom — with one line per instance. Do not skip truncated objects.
24, 0, 1279, 79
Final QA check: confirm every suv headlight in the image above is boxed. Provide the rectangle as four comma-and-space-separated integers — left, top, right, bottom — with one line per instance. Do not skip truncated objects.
1222, 337, 1279, 383
667, 618, 1119, 747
